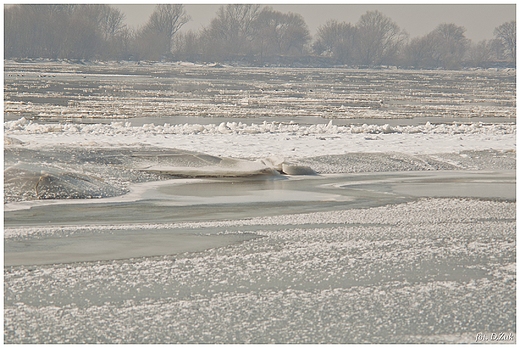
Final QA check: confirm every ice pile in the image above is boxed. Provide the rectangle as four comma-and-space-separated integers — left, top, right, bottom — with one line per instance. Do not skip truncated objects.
133, 149, 315, 178
4, 147, 317, 203
5, 118, 516, 137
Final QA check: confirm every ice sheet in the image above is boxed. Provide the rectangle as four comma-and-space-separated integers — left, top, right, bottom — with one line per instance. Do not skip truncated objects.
5, 170, 515, 227
5, 228, 258, 266
4, 198, 515, 344
3, 62, 516, 344
5, 61, 516, 122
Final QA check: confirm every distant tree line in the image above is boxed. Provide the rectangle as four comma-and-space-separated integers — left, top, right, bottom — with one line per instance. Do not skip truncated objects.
4, 4, 516, 69
4, 4, 130, 60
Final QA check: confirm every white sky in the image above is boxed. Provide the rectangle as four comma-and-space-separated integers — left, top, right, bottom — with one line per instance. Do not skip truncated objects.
112, 3, 516, 42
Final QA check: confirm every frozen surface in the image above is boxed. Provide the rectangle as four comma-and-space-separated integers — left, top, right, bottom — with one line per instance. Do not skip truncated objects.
4, 169, 515, 225
4, 199, 516, 343
4, 117, 516, 160
4, 62, 516, 344
5, 228, 258, 266
4, 162, 127, 201
4, 61, 516, 122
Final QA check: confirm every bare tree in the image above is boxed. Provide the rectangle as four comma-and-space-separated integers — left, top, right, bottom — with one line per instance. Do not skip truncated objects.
67, 22, 101, 59
313, 20, 357, 64
494, 20, 516, 63
279, 12, 311, 55
4, 4, 511, 68
4, 4, 130, 60
488, 38, 506, 62
202, 4, 261, 61
98, 5, 127, 41
135, 4, 190, 60
4, 5, 86, 59
254, 7, 310, 58
354, 10, 407, 66
5, 5, 27, 58
172, 30, 201, 62
429, 23, 469, 69
402, 23, 469, 69
465, 40, 494, 67
253, 7, 283, 58
403, 34, 437, 68
69, 5, 128, 59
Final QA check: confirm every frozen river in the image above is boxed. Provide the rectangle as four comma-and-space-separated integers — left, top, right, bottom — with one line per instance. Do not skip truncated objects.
4, 168, 515, 265
4, 61, 516, 343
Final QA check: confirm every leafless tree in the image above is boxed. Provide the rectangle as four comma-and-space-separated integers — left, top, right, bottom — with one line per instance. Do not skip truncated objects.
402, 23, 469, 69
494, 21, 516, 63
429, 23, 469, 69
465, 40, 494, 67
202, 4, 261, 61
4, 4, 513, 68
354, 10, 407, 66
4, 4, 129, 60
278, 12, 311, 56
488, 38, 507, 61
98, 5, 127, 41
172, 30, 201, 62
313, 20, 357, 64
403, 34, 436, 68
133, 5, 190, 60
71, 5, 128, 59
254, 7, 310, 58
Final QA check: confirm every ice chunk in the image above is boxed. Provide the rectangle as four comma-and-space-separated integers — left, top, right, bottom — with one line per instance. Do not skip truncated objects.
4, 136, 24, 146
281, 163, 317, 175
140, 156, 279, 178
136, 150, 317, 177
4, 163, 125, 201
261, 156, 285, 172
133, 149, 280, 177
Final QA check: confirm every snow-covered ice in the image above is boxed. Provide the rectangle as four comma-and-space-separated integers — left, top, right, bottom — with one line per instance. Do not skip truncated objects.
3, 61, 516, 344
4, 117, 516, 159
4, 199, 516, 343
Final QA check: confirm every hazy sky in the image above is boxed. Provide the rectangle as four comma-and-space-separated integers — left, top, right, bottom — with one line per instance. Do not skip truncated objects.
113, 3, 516, 42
